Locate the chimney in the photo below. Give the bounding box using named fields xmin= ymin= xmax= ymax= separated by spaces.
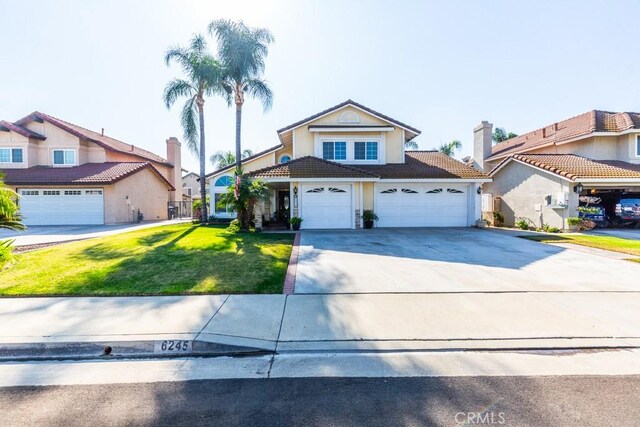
xmin=166 ymin=137 xmax=182 ymax=202
xmin=473 ymin=121 xmax=493 ymax=172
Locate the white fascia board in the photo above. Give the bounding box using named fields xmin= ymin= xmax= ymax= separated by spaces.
xmin=260 ymin=177 xmax=378 ymax=183
xmin=308 ymin=126 xmax=395 ymax=132
xmin=379 ymin=178 xmax=492 ymax=183
xmin=575 ymin=178 xmax=640 ymax=184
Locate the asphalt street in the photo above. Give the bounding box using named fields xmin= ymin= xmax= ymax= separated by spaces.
xmin=1 ymin=375 xmax=639 ymax=426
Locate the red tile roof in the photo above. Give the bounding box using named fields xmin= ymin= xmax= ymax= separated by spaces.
xmin=1 ymin=162 xmax=174 ymax=189
xmin=276 ymin=99 xmax=421 ymax=136
xmin=357 ymin=151 xmax=489 ymax=179
xmin=488 ymin=110 xmax=640 ymax=161
xmin=250 ymin=156 xmax=379 ymax=179
xmin=250 ymin=152 xmax=489 ymax=180
xmin=14 ymin=112 xmax=171 ymax=165
xmin=0 ymin=120 xmax=46 ymax=140
xmin=490 ymin=154 xmax=640 ymax=181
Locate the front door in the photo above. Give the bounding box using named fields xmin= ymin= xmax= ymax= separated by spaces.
xmin=277 ymin=190 xmax=290 ymax=222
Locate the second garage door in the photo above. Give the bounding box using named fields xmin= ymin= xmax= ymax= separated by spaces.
xmin=376 ymin=183 xmax=469 ymax=227
xmin=18 ymin=188 xmax=105 ymax=225
xmin=300 ymin=183 xmax=352 ymax=229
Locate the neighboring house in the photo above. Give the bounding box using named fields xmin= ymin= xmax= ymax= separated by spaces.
xmin=206 ymin=99 xmax=490 ymax=229
xmin=473 ymin=111 xmax=640 ymax=229
xmin=0 ymin=112 xmax=181 ymax=225
xmin=182 ymin=171 xmax=208 ymax=200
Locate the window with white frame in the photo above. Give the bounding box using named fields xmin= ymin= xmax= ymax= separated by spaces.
xmin=0 ymin=148 xmax=23 ymax=164
xmin=213 ymin=175 xmax=235 ymax=216
xmin=636 ymin=135 xmax=640 ymax=156
xmin=354 ymin=141 xmax=378 ymax=160
xmin=322 ymin=141 xmax=347 ymax=160
xmin=52 ymin=149 xmax=76 ymax=165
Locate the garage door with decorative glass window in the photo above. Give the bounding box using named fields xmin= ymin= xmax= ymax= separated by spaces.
xmin=376 ymin=184 xmax=469 ymax=227
xmin=300 ymin=183 xmax=352 ymax=229
xmin=18 ymin=188 xmax=104 ymax=225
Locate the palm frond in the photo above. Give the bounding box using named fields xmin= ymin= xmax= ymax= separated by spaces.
xmin=162 ymin=79 xmax=195 ymax=109
xmin=180 ymin=97 xmax=199 ymax=156
xmin=245 ymin=78 xmax=273 ymax=111
xmin=404 ymin=139 xmax=419 ymax=150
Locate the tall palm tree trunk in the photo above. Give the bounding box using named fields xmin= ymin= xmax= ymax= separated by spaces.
xmin=234 ymin=102 xmax=243 ymax=173
xmin=197 ymin=100 xmax=208 ymax=224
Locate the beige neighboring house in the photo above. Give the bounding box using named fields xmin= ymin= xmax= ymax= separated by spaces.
xmin=205 ymin=99 xmax=490 ymax=229
xmin=473 ymin=111 xmax=640 ymax=229
xmin=0 ymin=112 xmax=182 ymax=225
xmin=182 ymin=171 xmax=209 ymax=200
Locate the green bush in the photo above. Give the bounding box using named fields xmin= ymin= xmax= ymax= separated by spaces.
xmin=515 ymin=219 xmax=529 ymax=230
xmin=227 ymin=219 xmax=240 ymax=233
xmin=493 ymin=211 xmax=504 ymax=226
xmin=567 ymin=217 xmax=581 ymax=226
xmin=0 ymin=239 xmax=15 ymax=270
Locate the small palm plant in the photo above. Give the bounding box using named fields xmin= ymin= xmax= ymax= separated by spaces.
xmin=218 ymin=173 xmax=271 ymax=230
xmin=163 ymin=34 xmax=226 ymax=224
xmin=0 ymin=174 xmax=25 ymax=269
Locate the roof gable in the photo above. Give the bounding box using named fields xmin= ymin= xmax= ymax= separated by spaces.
xmin=276 ymin=99 xmax=421 ymax=137
xmin=0 ymin=120 xmax=46 ymax=140
xmin=488 ymin=110 xmax=640 ymax=161
xmin=14 ymin=112 xmax=171 ymax=166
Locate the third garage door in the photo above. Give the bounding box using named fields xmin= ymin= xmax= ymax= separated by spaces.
xmin=376 ymin=183 xmax=468 ymax=227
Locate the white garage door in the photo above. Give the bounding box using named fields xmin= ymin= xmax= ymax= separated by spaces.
xmin=300 ymin=183 xmax=352 ymax=229
xmin=18 ymin=188 xmax=105 ymax=225
xmin=376 ymin=184 xmax=469 ymax=227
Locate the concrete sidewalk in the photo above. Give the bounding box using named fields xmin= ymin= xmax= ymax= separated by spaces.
xmin=1 ymin=292 xmax=639 ymax=360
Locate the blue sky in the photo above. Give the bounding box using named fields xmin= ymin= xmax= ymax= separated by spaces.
xmin=1 ymin=0 xmax=639 ymax=173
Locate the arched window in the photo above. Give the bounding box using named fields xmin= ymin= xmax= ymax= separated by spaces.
xmin=279 ymin=154 xmax=291 ymax=164
xmin=215 ymin=176 xmax=233 ymax=187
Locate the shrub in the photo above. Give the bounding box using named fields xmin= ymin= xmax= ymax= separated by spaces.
xmin=289 ymin=217 xmax=303 ymax=226
xmin=0 ymin=239 xmax=14 ymax=270
xmin=515 ymin=219 xmax=529 ymax=230
xmin=361 ymin=210 xmax=379 ymax=221
xmin=493 ymin=211 xmax=504 ymax=226
xmin=567 ymin=217 xmax=581 ymax=227
xmin=227 ymin=219 xmax=240 ymax=233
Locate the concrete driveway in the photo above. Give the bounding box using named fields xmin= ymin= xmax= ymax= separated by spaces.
xmin=294 ymin=228 xmax=640 ymax=293
xmin=0 ymin=219 xmax=192 ymax=246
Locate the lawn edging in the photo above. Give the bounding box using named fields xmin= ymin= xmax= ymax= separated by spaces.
xmin=283 ymin=232 xmax=301 ymax=295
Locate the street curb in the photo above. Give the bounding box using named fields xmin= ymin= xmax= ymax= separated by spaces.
xmin=283 ymin=232 xmax=300 ymax=295
xmin=0 ymin=339 xmax=273 ymax=362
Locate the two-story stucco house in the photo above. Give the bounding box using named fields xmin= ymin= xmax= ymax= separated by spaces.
xmin=205 ymin=100 xmax=490 ymax=229
xmin=0 ymin=112 xmax=182 ymax=225
xmin=473 ymin=111 xmax=640 ymax=229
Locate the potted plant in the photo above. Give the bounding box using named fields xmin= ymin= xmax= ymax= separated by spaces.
xmin=361 ymin=210 xmax=379 ymax=229
xmin=290 ymin=216 xmax=303 ymax=231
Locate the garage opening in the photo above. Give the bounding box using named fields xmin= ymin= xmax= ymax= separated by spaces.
xmin=18 ymin=188 xmax=104 ymax=225
xmin=300 ymin=183 xmax=352 ymax=229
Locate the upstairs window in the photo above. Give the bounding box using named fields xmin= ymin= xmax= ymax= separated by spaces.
xmin=636 ymin=135 xmax=640 ymax=156
xmin=322 ymin=141 xmax=346 ymax=160
xmin=0 ymin=148 xmax=23 ymax=163
xmin=354 ymin=141 xmax=378 ymax=160
xmin=52 ymin=149 xmax=76 ymax=165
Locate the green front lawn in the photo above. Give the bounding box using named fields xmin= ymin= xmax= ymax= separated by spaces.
xmin=521 ymin=234 xmax=640 ymax=262
xmin=0 ymin=224 xmax=294 ymax=296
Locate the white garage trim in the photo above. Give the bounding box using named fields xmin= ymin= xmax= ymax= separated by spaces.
xmin=374 ymin=183 xmax=471 ymax=227
xmin=18 ymin=188 xmax=105 ymax=225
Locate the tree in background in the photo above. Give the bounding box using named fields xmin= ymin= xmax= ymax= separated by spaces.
xmin=163 ymin=34 xmax=226 ymax=224
xmin=438 ymin=140 xmax=462 ymax=157
xmin=404 ymin=139 xmax=419 ymax=150
xmin=0 ymin=173 xmax=25 ymax=269
xmin=492 ymin=127 xmax=518 ymax=144
xmin=208 ymin=20 xmax=274 ymax=175
xmin=210 ymin=149 xmax=254 ymax=169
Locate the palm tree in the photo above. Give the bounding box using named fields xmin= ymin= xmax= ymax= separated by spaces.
xmin=404 ymin=139 xmax=419 ymax=150
xmin=208 ymin=19 xmax=274 ymax=174
xmin=163 ymin=34 xmax=226 ymax=224
xmin=210 ymin=149 xmax=255 ymax=169
xmin=438 ymin=140 xmax=462 ymax=157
